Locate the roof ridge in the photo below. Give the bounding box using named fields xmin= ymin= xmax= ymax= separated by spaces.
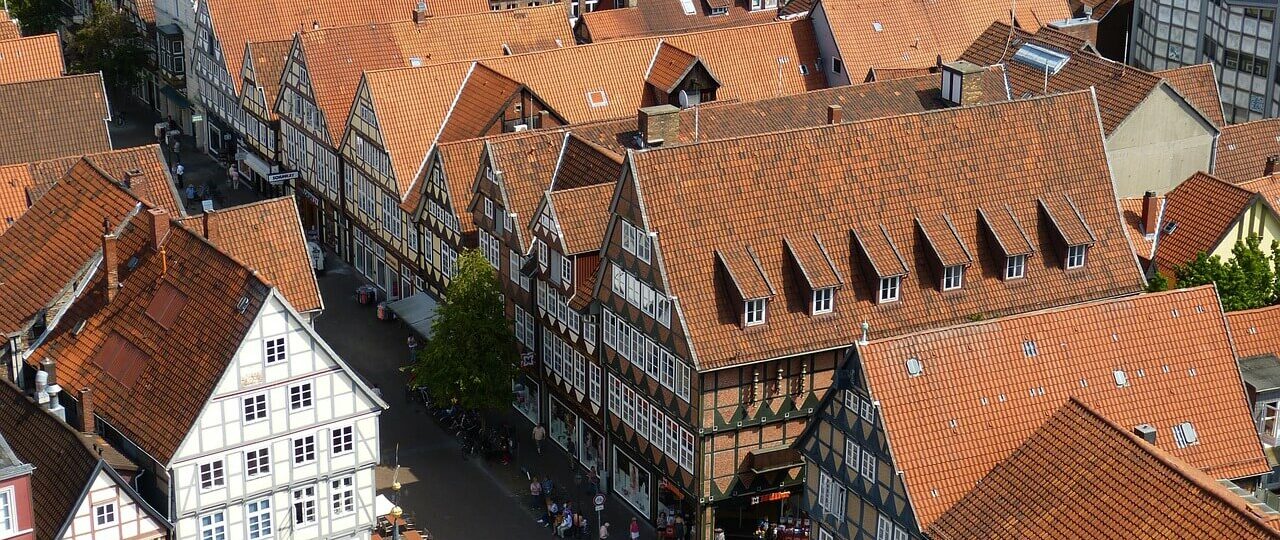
xmin=1226 ymin=302 xmax=1280 ymax=318
xmin=549 ymin=180 xmax=615 ymax=197
xmin=0 ymin=71 xmax=101 ymax=89
xmin=565 ymin=132 xmax=625 ymax=165
xmin=491 ymin=18 xmax=803 ymax=62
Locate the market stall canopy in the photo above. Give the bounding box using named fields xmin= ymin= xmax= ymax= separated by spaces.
xmin=386 ymin=293 xmax=439 ymax=337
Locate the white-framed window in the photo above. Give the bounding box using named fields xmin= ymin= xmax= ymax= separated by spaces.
xmin=247 ymin=498 xmax=273 ymax=539
xmin=292 ymin=485 xmax=317 ymax=526
xmin=332 ymin=425 xmax=355 ymax=455
xmin=679 ymin=428 xmax=694 ymax=472
xmin=812 ymin=287 xmax=834 ymax=314
xmin=199 ymin=459 xmax=225 ymax=490
xmin=845 ymin=390 xmax=858 ymax=411
xmin=289 ymin=382 xmax=313 ymax=410
xmin=94 ymin=502 xmax=117 ymax=526
xmin=942 ymin=265 xmax=964 ymax=290
xmin=264 ymin=336 xmax=287 ymax=364
xmin=1173 ymin=421 xmax=1200 ymax=448
xmin=845 ymin=439 xmax=860 ymax=473
xmin=1259 ymin=401 xmax=1280 ymax=443
xmin=293 ymin=435 xmax=317 ymax=464
xmin=878 ymin=276 xmax=901 ymax=303
xmin=243 ymin=393 xmax=267 ymax=422
xmin=0 ymin=487 xmax=13 ymax=535
xmin=589 ymin=362 xmax=602 ymax=406
xmin=861 ymin=450 xmax=877 ymax=482
xmin=744 ymin=298 xmax=767 ymax=326
xmin=484 ymin=198 xmax=494 ymax=219
xmin=245 ymin=447 xmax=271 ymax=478
xmin=817 ymin=470 xmax=846 ymax=519
xmin=861 ymin=401 xmax=874 ymax=422
xmin=332 ymin=476 xmax=356 ymax=515
xmin=876 ymin=515 xmax=894 ymax=540
xmin=1066 ymin=244 xmax=1087 ymax=269
xmin=200 ymin=511 xmax=227 ymax=540
xmin=1005 ymin=254 xmax=1027 ymax=280
xmin=817 ymin=529 xmax=834 ymax=540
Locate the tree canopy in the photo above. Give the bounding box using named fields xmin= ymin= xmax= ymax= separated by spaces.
xmin=1157 ymin=234 xmax=1280 ymax=311
xmin=9 ymin=0 xmax=62 ymax=36
xmin=406 ymin=249 xmax=517 ymax=411
xmin=66 ymin=1 xmax=146 ymax=91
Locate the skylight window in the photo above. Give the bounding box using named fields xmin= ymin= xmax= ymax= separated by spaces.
xmin=905 ymin=357 xmax=923 ymax=377
xmin=586 ymin=90 xmax=608 ymax=108
xmin=1173 ymin=421 xmax=1199 ymax=448
xmin=1022 ymin=340 xmax=1038 ymax=357
xmin=871 ymin=21 xmax=883 ymax=32
xmin=1012 ymin=43 xmax=1070 ymax=75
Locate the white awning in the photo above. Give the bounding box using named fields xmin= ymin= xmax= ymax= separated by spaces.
xmin=238 ymin=150 xmax=272 ymax=178
xmin=386 ymin=293 xmax=439 ymax=337
xmin=375 ymin=494 xmax=394 ymax=517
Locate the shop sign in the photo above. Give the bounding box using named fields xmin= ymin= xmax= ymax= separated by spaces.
xmin=750 ymin=492 xmax=789 ymax=505
xmin=268 ymin=171 xmax=299 ymax=185
xmin=191 ymin=114 xmax=204 ymax=122
xmin=299 ymin=187 xmax=321 ymax=206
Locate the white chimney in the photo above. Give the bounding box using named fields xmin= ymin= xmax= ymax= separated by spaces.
xmin=859 ymin=321 xmax=870 ymax=345
xmin=44 ymin=383 xmax=65 ymax=421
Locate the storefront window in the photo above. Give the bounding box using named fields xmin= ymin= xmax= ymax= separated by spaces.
xmin=613 ymin=448 xmax=652 ymax=518
xmin=579 ymin=420 xmax=604 ymax=474
xmin=549 ymin=396 xmax=578 ymax=453
xmin=513 ymin=376 xmax=540 ymax=422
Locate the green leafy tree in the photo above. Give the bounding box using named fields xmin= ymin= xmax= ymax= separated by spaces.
xmin=406 ymin=249 xmax=517 ymax=410
xmin=1145 ymin=271 xmax=1168 ymax=293
xmin=9 ymin=0 xmax=63 ymax=36
xmin=1173 ymin=234 xmax=1277 ymax=311
xmin=66 ymin=2 xmax=146 ymax=91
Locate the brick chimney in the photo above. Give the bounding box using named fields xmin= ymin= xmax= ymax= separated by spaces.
xmin=638 ymin=105 xmax=681 ymax=146
xmin=201 ymin=209 xmax=215 ymax=240
xmin=412 ymin=0 xmax=429 ymax=23
xmin=827 ymin=105 xmax=843 ymax=125
xmin=1266 ymin=155 xmax=1278 ymax=177
xmin=102 ymin=232 xmax=119 ymax=303
xmin=78 ymin=387 xmax=94 ymax=434
xmin=940 ymin=61 xmax=984 ymax=107
xmin=145 ymin=208 xmax=169 ymax=251
xmin=1142 ymin=191 xmax=1160 ymax=238
xmin=1048 ymin=18 xmax=1099 ymax=46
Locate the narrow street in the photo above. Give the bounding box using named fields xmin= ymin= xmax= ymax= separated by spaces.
xmin=313 ymin=258 xmax=659 ymax=539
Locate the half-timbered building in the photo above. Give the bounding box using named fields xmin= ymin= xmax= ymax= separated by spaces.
xmin=235 ymin=40 xmax=291 ymax=196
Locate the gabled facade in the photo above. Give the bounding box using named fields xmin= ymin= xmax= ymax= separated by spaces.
xmin=1149 ymin=172 xmax=1280 ymax=277
xmin=235 ymin=40 xmax=291 ymax=197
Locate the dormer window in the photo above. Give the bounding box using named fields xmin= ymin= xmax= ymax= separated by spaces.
xmin=1005 ymin=255 xmax=1027 ymax=280
xmin=942 ymin=265 xmax=964 ymax=291
xmin=745 ymin=299 xmax=767 ymax=326
xmin=878 ymin=277 xmax=900 ymax=303
xmin=812 ymin=287 xmax=834 ymax=314
xmin=1066 ymin=244 xmax=1087 ymax=269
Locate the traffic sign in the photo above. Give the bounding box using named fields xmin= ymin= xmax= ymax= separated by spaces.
xmin=594 ymin=494 xmax=605 ymax=512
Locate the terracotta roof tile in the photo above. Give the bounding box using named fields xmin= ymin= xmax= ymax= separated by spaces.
xmin=1118 ymin=196 xmax=1159 ymax=262
xmin=864 ymin=65 xmax=937 ymax=81
xmin=818 ymin=0 xmax=1071 ymax=81
xmin=852 ymin=224 xmax=910 ymax=278
xmin=1157 ymin=63 xmax=1225 ymax=127
xmin=434 ymin=138 xmax=487 ymax=236
xmin=553 ymin=133 xmax=624 ymax=190
xmin=961 ymin=22 xmax=1167 ymax=134
xmin=0 ymin=19 xmax=18 ymax=41
xmin=628 ymin=91 xmax=1144 ymax=369
xmin=298 ymin=5 xmax=572 ymax=144
xmin=646 ymin=42 xmax=702 ymax=94
xmin=716 ymin=246 xmax=775 ymax=300
xmin=783 ymin=234 xmax=842 ymax=289
xmin=486 ymin=130 xmax=569 ymax=247
xmin=203 ymin=0 xmax=431 ymax=95
xmin=1216 ymin=118 xmax=1280 ymax=184
xmin=864 ymin=286 xmax=1271 ymax=529
xmin=0 ymin=74 xmax=111 ymax=165
xmin=418 ymin=0 xmax=490 ymax=17
xmin=977 ymin=204 xmax=1036 ymax=257
xmin=1227 ymin=304 xmax=1280 ymax=360
xmin=1151 ymin=172 xmax=1258 ymax=275
xmin=0 ymin=34 xmax=63 ymax=84
xmin=245 ymin=39 xmax=291 ymax=121
xmin=577 ymin=1 xmax=777 ymax=42
xmin=178 ymin=196 xmax=322 ymax=313
xmin=0 ymin=163 xmax=33 ymax=233
xmin=0 ymin=160 xmax=143 ymax=333
xmin=928 ymin=398 xmax=1280 ymax=540
xmin=916 ymin=213 xmax=973 ymax=267
xmin=1038 ymin=194 xmax=1096 ymax=246
xmin=32 ymin=212 xmax=271 ymax=463
xmin=133 ymin=0 xmax=155 ymax=24
xmin=777 ymin=0 xmax=815 ymax=17
xmin=548 ymin=182 xmax=613 ymax=255
xmin=1086 ymin=0 xmax=1131 ymax=20
xmin=436 ymin=64 xmax=524 ymax=143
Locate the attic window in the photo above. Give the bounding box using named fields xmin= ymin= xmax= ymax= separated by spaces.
xmin=1022 ymin=340 xmax=1038 ymax=357
xmin=1012 ymin=43 xmax=1070 ymax=75
xmin=1005 ymin=255 xmax=1027 ymax=280
xmin=942 ymin=265 xmax=964 ymax=291
xmin=586 ymin=90 xmax=609 ymax=108
xmin=905 ymin=357 xmax=923 ymax=377
xmin=871 ymin=21 xmax=883 ymax=32
xmin=812 ymin=287 xmax=834 ymax=314
xmin=1066 ymin=244 xmax=1088 ymax=269
xmin=878 ymin=276 xmax=900 ymax=303
xmin=745 ymin=298 xmax=767 ymax=326
xmin=1173 ymin=421 xmax=1199 ymax=448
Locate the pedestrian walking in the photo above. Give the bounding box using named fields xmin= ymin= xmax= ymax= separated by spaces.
xmin=175 ymin=163 xmax=185 ymax=188
xmin=530 ymin=476 xmax=543 ymax=508
xmin=185 ymin=184 xmax=196 ymax=202
xmin=171 ymin=138 xmax=181 ymax=160
xmin=600 ymin=522 xmax=610 ymax=540
xmin=713 ymin=527 xmax=726 ymax=540
xmin=630 ymin=517 xmax=640 ymax=540
xmin=532 ymin=423 xmax=547 ymax=454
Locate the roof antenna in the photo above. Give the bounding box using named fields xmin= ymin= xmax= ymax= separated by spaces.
xmin=693 ymin=103 xmax=700 ymax=142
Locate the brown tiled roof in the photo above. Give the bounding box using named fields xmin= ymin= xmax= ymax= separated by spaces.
xmin=32 ymin=211 xmax=271 ymax=463
xmin=961 ymin=22 xmax=1170 ymax=134
xmin=0 ymin=379 xmax=162 ymax=540
xmin=863 ymin=286 xmax=1270 ymax=529
xmin=435 ymin=63 xmax=524 ymax=142
xmin=246 ymin=39 xmax=291 ymax=121
xmin=1087 ymin=0 xmax=1131 ymax=20
xmin=434 ymin=138 xmax=488 ymax=236
xmin=419 ymin=0 xmax=489 ymax=17
xmin=485 ymin=130 xmax=568 ymax=247
xmin=628 ymin=91 xmax=1144 ymax=370
xmin=928 ymin=398 xmax=1280 ymax=540
xmin=1227 ymin=304 xmax=1280 ymax=360
xmin=0 ymin=74 xmax=111 ymax=165
xmin=1118 ymin=196 xmax=1159 ymax=262
xmin=783 ymin=234 xmax=842 ymax=288
xmin=0 ymin=12 xmax=18 ymax=41
xmin=178 ymin=197 xmax=322 ymax=313
xmin=0 ymin=160 xmax=142 ymax=334
xmin=0 ymin=163 xmax=33 ymax=233
xmin=864 ymin=65 xmax=936 ymax=81
xmin=576 ymin=1 xmax=777 ymax=42
xmin=297 ymin=5 xmax=571 ymax=144
xmin=1151 ymin=172 xmax=1258 ymax=275
xmin=133 ymin=0 xmax=156 ymax=24
xmin=0 ymin=34 xmax=64 ymax=84
xmin=202 ymin=0 xmax=426 ymax=95
xmin=548 ymin=182 xmax=613 ymax=255
xmin=1157 ymin=63 xmax=1225 ymax=127
xmin=646 ymin=42 xmax=702 ymax=94
xmin=1216 ymin=119 xmax=1280 ymax=184
xmin=552 ymin=132 xmax=624 ymax=190
xmin=818 ymin=0 xmax=1071 ymax=81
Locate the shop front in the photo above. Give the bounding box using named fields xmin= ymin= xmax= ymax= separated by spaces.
xmin=513 ymin=374 xmax=541 ymax=423
xmin=710 ymin=447 xmax=809 ymax=540
xmin=548 ymin=395 xmax=579 ymax=453
xmin=613 ymin=447 xmax=653 ymax=519
xmin=578 ymin=420 xmax=605 ymax=475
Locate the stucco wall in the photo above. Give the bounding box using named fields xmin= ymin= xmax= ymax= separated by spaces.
xmin=1211 ymin=200 xmax=1280 ymax=260
xmin=1105 ymin=85 xmax=1216 ymax=197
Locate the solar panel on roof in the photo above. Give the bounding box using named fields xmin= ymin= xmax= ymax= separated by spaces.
xmin=1012 ymin=43 xmax=1070 ymax=75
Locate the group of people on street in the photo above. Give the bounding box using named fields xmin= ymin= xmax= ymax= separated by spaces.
xmin=532 ymin=475 xmax=596 ymax=538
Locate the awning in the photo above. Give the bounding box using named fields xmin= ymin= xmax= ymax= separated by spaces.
xmin=238 ymin=150 xmax=272 ymax=178
xmin=159 ymin=85 xmax=192 ymax=109
xmin=744 ymin=446 xmax=802 ymax=475
xmin=375 ymin=494 xmax=394 ymax=517
xmin=386 ymin=293 xmax=439 ymax=338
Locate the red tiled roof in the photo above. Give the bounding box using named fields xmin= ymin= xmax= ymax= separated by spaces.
xmin=245 ymin=40 xmax=291 ymax=121
xmin=0 ymin=34 xmax=63 ymax=84
xmin=32 ymin=211 xmax=271 ymax=463
xmin=1228 ymin=304 xmax=1280 ymax=360
xmin=0 ymin=159 xmax=143 ymax=333
xmin=646 ymin=42 xmax=703 ymax=94
xmin=1157 ymin=63 xmax=1225 ymax=127
xmin=961 ymin=22 xmax=1170 ymax=134
xmin=1118 ymin=196 xmax=1160 ymax=263
xmin=0 ymin=74 xmax=111 ymax=165
xmin=433 ymin=139 xmax=488 ymax=236
xmin=178 ymin=197 xmax=322 ymax=313
xmin=1216 ymin=118 xmax=1280 ymax=184
xmin=548 ymin=182 xmax=614 ymax=255
xmin=628 ymin=91 xmax=1144 ymax=370
xmin=0 ymin=19 xmax=18 ymax=41
xmin=928 ymin=397 xmax=1280 ymax=540
xmin=419 ymin=0 xmax=490 ymax=17
xmin=485 ymin=130 xmax=569 ymax=248
xmin=576 ymin=0 xmax=777 ymax=42
xmin=1151 ymin=172 xmax=1258 ymax=275
xmin=864 ymin=286 xmax=1271 ymax=529
xmin=817 ymin=0 xmax=1072 ymax=81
